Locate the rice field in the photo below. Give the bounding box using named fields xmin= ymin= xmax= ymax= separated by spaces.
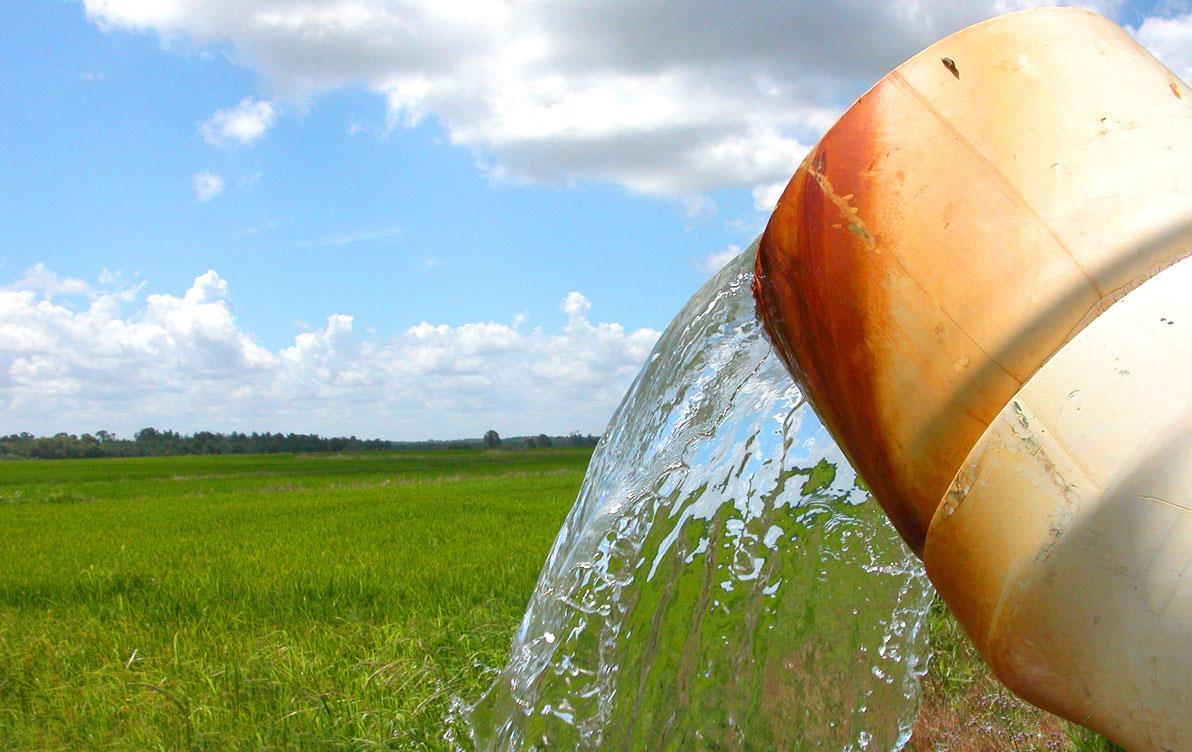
xmin=0 ymin=450 xmax=583 ymax=750
xmin=0 ymin=449 xmax=1120 ymax=750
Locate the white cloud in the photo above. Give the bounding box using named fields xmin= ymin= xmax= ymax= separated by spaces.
xmin=296 ymin=226 xmax=403 ymax=249
xmin=12 ymin=263 xmax=95 ymax=300
xmin=238 ymin=171 xmax=263 ymax=190
xmin=682 ymin=195 xmax=718 ymax=219
xmin=0 ymin=266 xmax=660 ymax=438
xmin=697 ymin=245 xmax=743 ymax=276
xmin=200 ymin=97 xmax=278 ymax=146
xmin=82 ymin=0 xmax=1126 ymax=206
xmin=560 ymin=291 xmax=591 ymax=317
xmin=1134 ymin=12 xmax=1192 ymax=82
xmin=751 ymin=180 xmax=788 ymax=213
xmin=192 ymin=171 xmax=225 ymax=202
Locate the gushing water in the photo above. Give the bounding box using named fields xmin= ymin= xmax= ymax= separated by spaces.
xmin=455 ymin=243 xmax=933 ymax=750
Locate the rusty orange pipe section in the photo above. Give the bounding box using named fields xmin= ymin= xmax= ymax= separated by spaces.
xmin=756 ymin=8 xmax=1192 ymax=552
xmin=755 ymin=7 xmax=1192 ymax=749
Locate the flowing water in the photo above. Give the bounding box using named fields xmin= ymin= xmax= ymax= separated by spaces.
xmin=455 ymin=243 xmax=934 ymax=751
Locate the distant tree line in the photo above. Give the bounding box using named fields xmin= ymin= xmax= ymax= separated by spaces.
xmin=0 ymin=428 xmax=600 ymax=460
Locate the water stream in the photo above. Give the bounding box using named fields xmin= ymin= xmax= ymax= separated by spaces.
xmin=456 ymin=243 xmax=934 ymax=750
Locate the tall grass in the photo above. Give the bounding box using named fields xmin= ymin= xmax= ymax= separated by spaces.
xmin=0 ymin=450 xmax=1124 ymax=750
xmin=0 ymin=451 xmax=583 ymax=750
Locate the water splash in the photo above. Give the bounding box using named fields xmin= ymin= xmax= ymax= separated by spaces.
xmin=456 ymin=243 xmax=933 ymax=750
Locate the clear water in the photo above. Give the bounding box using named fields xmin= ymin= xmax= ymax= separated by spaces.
xmin=455 ymin=243 xmax=934 ymax=751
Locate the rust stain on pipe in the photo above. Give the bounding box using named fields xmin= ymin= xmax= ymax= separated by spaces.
xmin=754 ymin=90 xmax=916 ymax=543
xmin=754 ymin=7 xmax=1192 ymax=749
xmin=755 ymin=8 xmax=1192 ymax=553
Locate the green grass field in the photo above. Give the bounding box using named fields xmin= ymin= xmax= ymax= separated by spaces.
xmin=0 ymin=450 xmax=583 ymax=750
xmin=0 ymin=450 xmax=1120 ymax=750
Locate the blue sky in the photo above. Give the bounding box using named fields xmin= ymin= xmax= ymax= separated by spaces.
xmin=2 ymin=0 xmax=1189 ymax=439
xmin=1 ymin=1 xmax=754 ymax=347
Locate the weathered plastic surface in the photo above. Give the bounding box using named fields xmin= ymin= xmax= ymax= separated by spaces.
xmin=927 ymin=256 xmax=1192 ymax=750
xmin=753 ymin=7 xmax=1192 ymax=749
xmin=755 ymin=7 xmax=1192 ymax=553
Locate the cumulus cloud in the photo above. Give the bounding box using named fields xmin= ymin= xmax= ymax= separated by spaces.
xmin=192 ymin=171 xmax=225 ymax=202
xmin=200 ymin=97 xmax=278 ymax=146
xmin=1134 ymin=12 xmax=1192 ymax=81
xmin=81 ymin=0 xmax=1126 ymax=204
xmin=697 ymin=245 xmax=744 ymax=276
xmin=12 ymin=263 xmax=96 ymax=300
xmin=751 ymin=180 xmax=788 ymax=213
xmin=560 ymin=291 xmax=591 ymax=317
xmin=0 ymin=266 xmax=660 ymax=438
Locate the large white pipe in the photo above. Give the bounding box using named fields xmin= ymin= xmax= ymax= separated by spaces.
xmin=753 ymin=8 xmax=1192 ymax=749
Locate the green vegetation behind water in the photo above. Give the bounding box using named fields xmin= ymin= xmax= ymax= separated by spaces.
xmin=0 ymin=450 xmax=1122 ymax=750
